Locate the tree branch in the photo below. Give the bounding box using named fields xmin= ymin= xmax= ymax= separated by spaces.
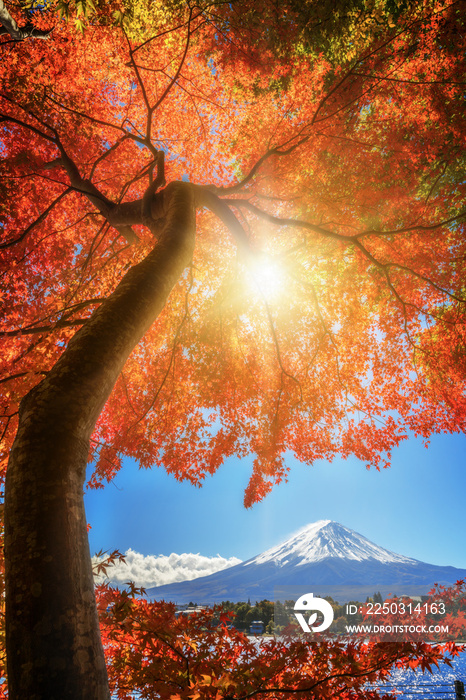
xmin=227 ymin=198 xmax=354 ymax=242
xmin=206 ymin=137 xmax=310 ymax=195
xmin=0 ymin=188 xmax=71 ymax=249
xmin=49 ymin=131 xmax=139 ymax=244
xmin=141 ymin=151 xmax=166 ymax=230
xmin=0 ymin=104 xmax=138 ymax=244
xmin=0 ymin=319 xmax=87 ymax=337
xmin=151 ymin=7 xmax=193 ymax=113
xmin=0 ymin=0 xmax=52 ymax=40
xmin=0 ymin=372 xmax=45 ymax=386
xmin=193 ymin=186 xmax=251 ymax=251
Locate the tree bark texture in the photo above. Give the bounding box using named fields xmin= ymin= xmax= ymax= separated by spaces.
xmin=0 ymin=0 xmax=52 ymax=40
xmin=5 ymin=182 xmax=196 ymax=699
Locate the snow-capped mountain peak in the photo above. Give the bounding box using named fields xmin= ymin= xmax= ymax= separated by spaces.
xmin=146 ymin=520 xmax=466 ymax=604
xmin=246 ymin=520 xmax=417 ymax=567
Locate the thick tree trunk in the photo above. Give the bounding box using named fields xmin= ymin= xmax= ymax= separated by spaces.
xmin=4 ymin=182 xmax=196 ymax=699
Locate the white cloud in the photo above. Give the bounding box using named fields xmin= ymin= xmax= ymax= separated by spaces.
xmin=93 ymin=549 xmax=242 ymax=589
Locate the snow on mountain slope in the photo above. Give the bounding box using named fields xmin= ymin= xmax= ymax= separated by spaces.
xmin=247 ymin=520 xmax=417 ymax=567
xmin=145 ymin=520 xmax=466 ymax=604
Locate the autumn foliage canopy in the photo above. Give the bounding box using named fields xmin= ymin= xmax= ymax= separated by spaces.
xmin=0 ymin=0 xmax=465 ymax=696
xmin=1 ymin=0 xmax=464 ymax=500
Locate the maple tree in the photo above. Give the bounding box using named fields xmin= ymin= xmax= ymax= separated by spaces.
xmin=0 ymin=0 xmax=465 ymax=697
xmin=96 ymin=580 xmax=466 ymax=700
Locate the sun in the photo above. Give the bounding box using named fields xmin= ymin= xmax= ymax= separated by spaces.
xmin=245 ymin=254 xmax=286 ymax=302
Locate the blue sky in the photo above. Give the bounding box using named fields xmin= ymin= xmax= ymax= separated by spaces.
xmin=85 ymin=429 xmax=466 ymax=570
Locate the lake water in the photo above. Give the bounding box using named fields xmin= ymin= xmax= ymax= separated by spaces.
xmin=369 ymin=648 xmax=466 ymax=698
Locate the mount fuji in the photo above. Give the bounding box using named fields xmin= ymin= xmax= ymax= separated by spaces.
xmin=146 ymin=520 xmax=466 ymax=604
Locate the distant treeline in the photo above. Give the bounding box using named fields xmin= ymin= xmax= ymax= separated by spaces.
xmin=191 ymin=592 xmax=386 ymax=634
